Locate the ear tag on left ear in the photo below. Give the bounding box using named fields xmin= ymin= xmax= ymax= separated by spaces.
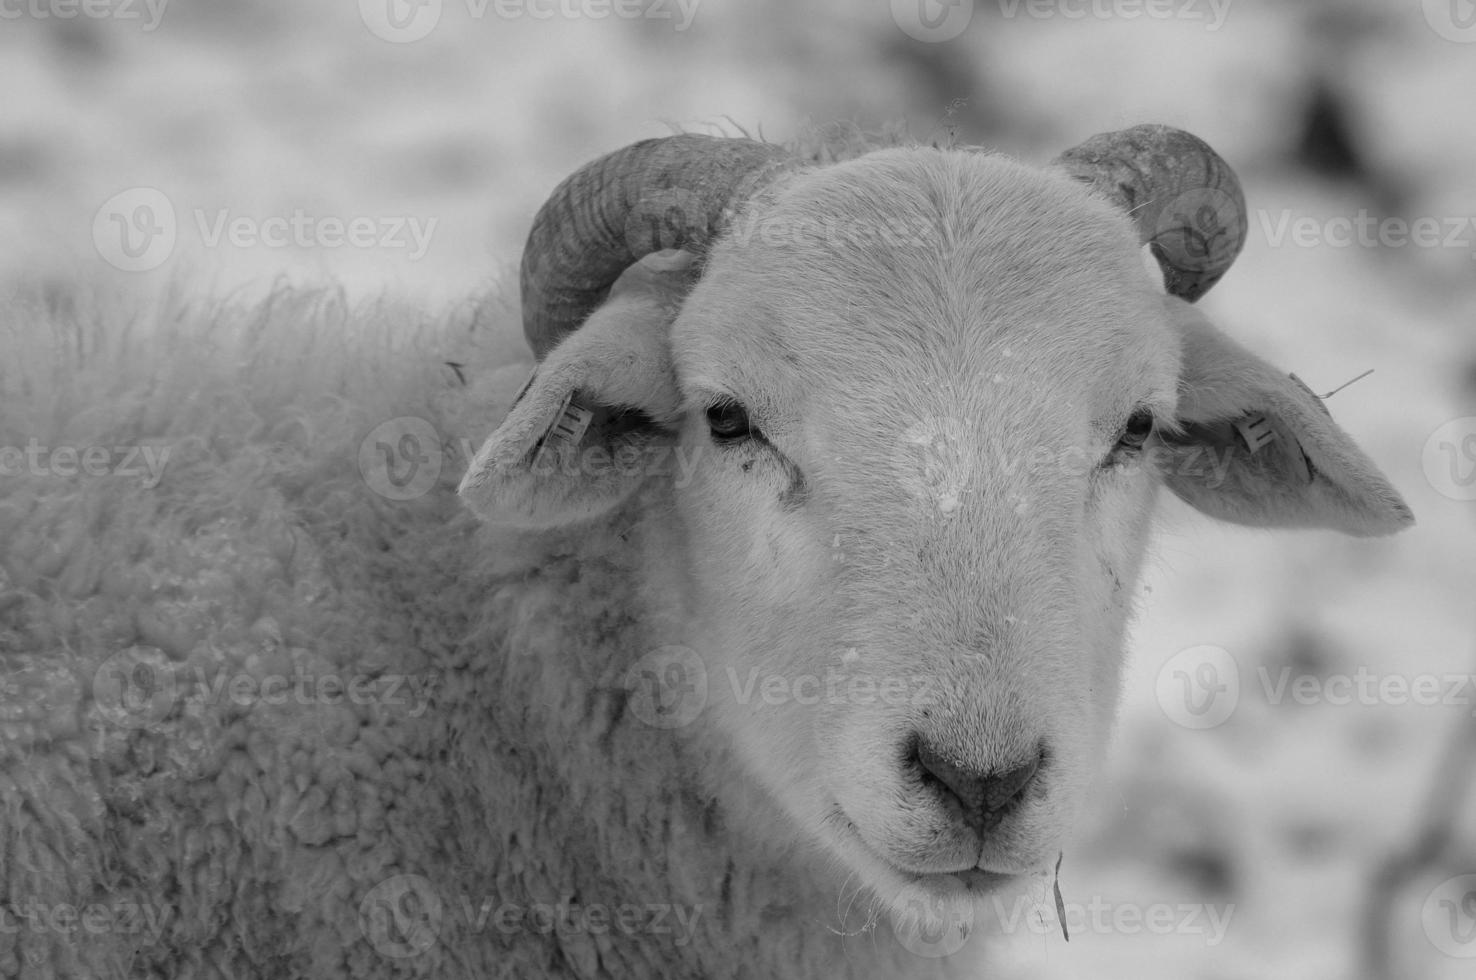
xmin=533 ymin=391 xmax=594 ymax=469
xmin=1233 ymin=414 xmax=1276 ymax=453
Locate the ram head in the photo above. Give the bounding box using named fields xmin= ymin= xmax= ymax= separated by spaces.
xmin=460 ymin=126 xmax=1412 ymax=912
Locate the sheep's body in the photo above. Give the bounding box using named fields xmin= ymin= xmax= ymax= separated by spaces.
xmin=0 ymin=288 xmax=969 ymax=979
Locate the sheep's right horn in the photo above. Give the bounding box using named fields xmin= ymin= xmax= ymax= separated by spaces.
xmin=520 ymin=134 xmax=791 ymax=360
xmin=1054 ymin=125 xmax=1247 ymax=302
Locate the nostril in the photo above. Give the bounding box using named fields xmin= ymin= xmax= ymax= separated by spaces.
xmin=912 ymin=737 xmax=1044 ymax=828
xmin=980 ymin=754 xmax=1039 ymax=811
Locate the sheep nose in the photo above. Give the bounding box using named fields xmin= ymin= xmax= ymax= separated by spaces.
xmin=913 ymin=738 xmax=1042 ymax=832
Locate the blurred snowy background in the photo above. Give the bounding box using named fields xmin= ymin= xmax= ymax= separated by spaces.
xmin=2 ymin=0 xmax=1474 ymax=976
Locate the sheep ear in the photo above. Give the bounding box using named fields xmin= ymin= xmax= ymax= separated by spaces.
xmin=1155 ymin=299 xmax=1414 ymax=537
xmin=457 ymin=258 xmax=690 ymax=529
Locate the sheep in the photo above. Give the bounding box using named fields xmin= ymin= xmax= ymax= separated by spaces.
xmin=0 ymin=125 xmax=1412 ymax=980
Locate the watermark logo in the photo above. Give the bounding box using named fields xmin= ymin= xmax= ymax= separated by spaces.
xmin=0 ymin=898 xmax=173 ymax=941
xmin=1156 ymin=645 xmax=1239 ymax=729
xmin=360 ymin=0 xmax=700 ymax=41
xmin=891 ymin=876 xmax=974 ymax=957
xmin=995 ymin=0 xmax=1232 ymax=30
xmin=363 ymin=415 xmax=711 ymax=501
xmin=360 ymin=417 xmax=444 ymax=501
xmin=1424 ymin=0 xmax=1476 ymax=42
xmin=1423 ymin=417 xmax=1476 ymax=502
xmin=193 ymin=209 xmax=436 ymax=259
xmin=624 ymin=187 xmax=706 ymax=256
xmin=1259 ymin=666 xmax=1476 ymax=714
xmin=93 ymin=658 xmax=439 ymax=730
xmin=1153 ymin=187 xmax=1245 ymax=275
xmin=92 ymin=648 xmax=178 ymax=729
xmin=356 ymin=877 xmax=705 ymax=956
xmin=1160 ymin=656 xmax=1476 ymax=724
xmin=724 ymin=666 xmax=939 ymax=709
xmin=93 ymin=187 xmax=176 ymax=273
xmin=989 ymin=894 xmax=1234 ymax=944
xmin=0 ymin=439 xmax=171 ymax=488
xmin=93 ymin=188 xmax=437 ymax=272
xmin=0 ymin=0 xmax=171 ymax=31
xmin=625 ymin=645 xmax=708 ymax=728
xmin=360 ymin=874 xmax=443 ymax=959
xmin=891 ymin=0 xmax=973 ymax=42
xmin=359 ymin=0 xmax=443 ymax=41
xmin=1258 ymin=209 xmax=1476 ymax=259
xmin=889 ymin=416 xmax=1240 ymax=517
xmin=1423 ymin=874 xmax=1476 ymax=957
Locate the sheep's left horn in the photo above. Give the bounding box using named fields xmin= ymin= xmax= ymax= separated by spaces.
xmin=1053 ymin=125 xmax=1247 ymax=302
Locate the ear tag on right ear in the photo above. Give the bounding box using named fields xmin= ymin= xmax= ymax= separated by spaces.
xmin=1233 ymin=414 xmax=1275 ymax=453
xmin=533 ymin=391 xmax=593 ymax=469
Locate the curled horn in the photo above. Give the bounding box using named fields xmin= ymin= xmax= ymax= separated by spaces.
xmin=1054 ymin=125 xmax=1247 ymax=302
xmin=520 ymin=134 xmax=791 ymax=359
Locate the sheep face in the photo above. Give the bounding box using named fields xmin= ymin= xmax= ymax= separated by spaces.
xmin=460 ymin=146 xmax=1410 ymax=915
xmin=668 ymin=151 xmax=1175 ymax=901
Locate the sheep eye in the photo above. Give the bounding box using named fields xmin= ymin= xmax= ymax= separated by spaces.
xmin=706 ymin=400 xmax=755 ymax=443
xmin=1115 ymin=409 xmax=1155 ymax=453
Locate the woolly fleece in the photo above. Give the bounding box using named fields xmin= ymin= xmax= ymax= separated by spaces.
xmin=0 ymin=279 xmax=982 ymax=979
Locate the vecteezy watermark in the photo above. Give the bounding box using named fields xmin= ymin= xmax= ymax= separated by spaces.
xmin=617 ymin=187 xmax=941 ymax=258
xmin=0 ymin=439 xmax=171 ymax=488
xmin=724 ymin=208 xmax=937 ymax=253
xmin=887 ymin=414 xmax=1240 ymax=517
xmin=891 ymin=0 xmax=974 ymax=43
xmin=0 ymin=0 xmax=169 ymax=31
xmin=93 ymin=187 xmax=176 ymax=273
xmin=1156 ymin=645 xmax=1240 ymax=730
xmin=995 ymin=0 xmax=1232 ymax=30
xmin=193 ymin=210 xmax=436 ymax=261
xmin=1424 ymin=874 xmax=1476 ymax=958
xmin=358 ymin=0 xmax=700 ymax=43
xmin=92 ymin=648 xmax=439 ymax=729
xmin=0 ymin=898 xmax=173 ymax=941
xmin=1158 ymin=646 xmax=1476 ymax=729
xmin=1423 ymin=417 xmax=1476 ymax=502
xmin=358 ymin=415 xmax=712 ymax=502
xmin=1258 ymin=665 xmax=1476 ymax=714
xmin=622 ymin=646 xmax=945 ymax=729
xmin=1257 ymin=209 xmax=1476 ymax=259
xmin=360 ymin=417 xmax=446 ymax=502
xmin=92 ymin=648 xmax=178 ymax=729
xmin=522 ymin=437 xmax=706 ymax=490
xmin=1153 ymin=187 xmax=1247 ymax=275
xmin=358 ymin=875 xmax=704 ymax=959
xmin=724 ymin=666 xmax=939 ymax=709
xmin=1423 ymin=0 xmax=1476 ymax=43
xmin=891 ymin=876 xmax=974 ymax=957
xmin=624 ymin=645 xmax=708 ymax=728
xmin=988 ymin=894 xmax=1235 ymax=945
xmin=359 ymin=875 xmax=442 ymax=959
xmin=92 ymin=188 xmax=437 ymax=273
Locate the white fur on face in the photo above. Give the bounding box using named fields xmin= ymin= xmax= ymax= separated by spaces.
xmin=668 ymin=150 xmax=1182 ymax=909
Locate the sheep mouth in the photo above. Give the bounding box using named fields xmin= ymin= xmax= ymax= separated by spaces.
xmin=828 ymin=807 xmax=1019 ymax=896
xmin=951 ymin=868 xmax=1014 ymax=893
